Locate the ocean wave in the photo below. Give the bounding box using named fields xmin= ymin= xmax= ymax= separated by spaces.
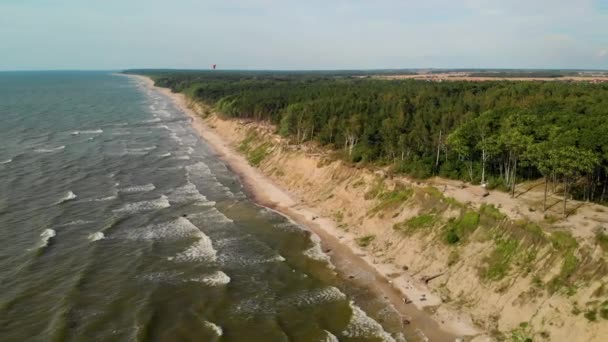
xmin=281 ymin=287 xmax=346 ymax=308
xmin=93 ymin=195 xmax=117 ymax=202
xmin=190 ymin=271 xmax=230 ymax=286
xmin=303 ymin=234 xmax=333 ymax=266
xmin=341 ymin=301 xmax=395 ymax=341
xmin=112 ymin=195 xmax=170 ymax=214
xmin=167 ymin=182 xmax=208 ymax=204
xmin=56 ymin=191 xmax=77 ymax=204
xmin=218 ymin=253 xmax=285 ymax=268
xmin=88 ymin=232 xmax=105 ymax=241
xmin=34 ymin=145 xmax=65 ymax=153
xmin=124 ymin=216 xmax=200 ymax=240
xmin=142 ymin=118 xmax=161 ymax=124
xmin=172 ymin=230 xmax=217 ymax=263
xmin=119 ymin=183 xmax=155 ymax=193
xmin=324 ymin=331 xmax=339 ymax=342
xmin=159 ymin=152 xmax=171 ymax=158
xmin=188 ymin=208 xmax=233 ymax=224
xmin=38 ymin=229 xmax=56 ymax=248
xmin=124 ymin=146 xmax=156 ymax=155
xmin=59 ymin=219 xmax=93 ymax=226
xmin=202 ymin=321 xmax=223 ymax=337
xmin=71 ymin=129 xmax=103 ymax=135
xmin=174 ymin=155 xmax=190 ymax=160
xmin=0 ymin=158 xmax=12 ymax=165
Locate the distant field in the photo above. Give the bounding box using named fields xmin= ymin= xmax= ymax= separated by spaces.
xmin=372 ymin=71 xmax=608 ymax=82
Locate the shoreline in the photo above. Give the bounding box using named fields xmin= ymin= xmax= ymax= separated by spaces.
xmin=128 ymin=74 xmax=481 ymax=341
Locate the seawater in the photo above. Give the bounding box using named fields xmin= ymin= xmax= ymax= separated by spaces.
xmin=0 ymin=72 xmax=414 ymax=341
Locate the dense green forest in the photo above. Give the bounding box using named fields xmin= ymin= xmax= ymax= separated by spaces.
xmin=127 ymin=70 xmax=608 ymax=212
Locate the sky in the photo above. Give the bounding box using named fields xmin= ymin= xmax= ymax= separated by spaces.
xmin=1 ymin=0 xmax=607 ymax=71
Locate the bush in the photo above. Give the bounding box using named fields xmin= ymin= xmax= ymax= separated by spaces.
xmin=356 ymin=235 xmax=375 ymax=247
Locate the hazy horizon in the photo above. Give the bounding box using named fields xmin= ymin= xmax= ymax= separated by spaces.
xmin=1 ymin=0 xmax=608 ymax=71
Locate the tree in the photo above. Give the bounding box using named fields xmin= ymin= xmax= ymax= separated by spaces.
xmin=551 ymin=147 xmax=599 ymax=217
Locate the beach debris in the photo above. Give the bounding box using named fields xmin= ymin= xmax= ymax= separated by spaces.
xmin=402 ymin=265 xmax=409 ymax=271
xmin=421 ymin=272 xmax=445 ymax=285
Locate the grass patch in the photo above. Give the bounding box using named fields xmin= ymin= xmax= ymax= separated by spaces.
xmin=238 ymin=131 xmax=258 ymax=153
xmin=394 ymin=214 xmax=439 ymax=235
xmin=447 ymin=250 xmax=460 ymax=266
xmin=247 ymin=143 xmax=271 ymax=166
xmin=479 ymin=203 xmax=506 ymax=221
xmin=364 ymin=178 xmax=385 ymax=200
xmin=596 ymin=230 xmax=608 ymax=253
xmin=422 ymin=186 xmax=443 ymax=198
xmin=369 ymin=184 xmax=413 ymax=214
xmin=549 ymin=231 xmax=578 ymax=251
xmin=356 ymin=235 xmax=375 ymax=248
xmin=584 ymin=309 xmax=598 ymax=322
xmin=444 ymin=211 xmax=480 ymax=244
xmin=547 ymin=251 xmax=579 ymax=294
xmin=483 ymin=238 xmax=519 ymax=281
xmin=352 ymin=179 xmax=366 ymax=188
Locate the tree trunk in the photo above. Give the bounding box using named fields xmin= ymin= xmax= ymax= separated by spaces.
xmin=481 ymin=148 xmax=486 ymax=185
xmin=543 ymin=176 xmax=548 ymax=212
xmin=563 ymin=178 xmax=569 ymax=218
xmin=511 ymin=158 xmax=517 ymax=198
xmin=435 ymin=130 xmax=442 ymax=172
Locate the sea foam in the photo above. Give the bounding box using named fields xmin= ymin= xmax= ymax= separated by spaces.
xmin=35 ymin=145 xmax=65 ymax=153
xmin=113 ymin=195 xmax=170 ymax=214
xmin=125 ymin=217 xmax=200 ymax=241
xmin=119 ymin=183 xmax=155 ymax=193
xmin=341 ymin=301 xmax=395 ymax=341
xmin=174 ymin=230 xmax=218 ymax=263
xmin=71 ymin=129 xmax=103 ymax=135
xmin=88 ymin=232 xmax=105 ymax=241
xmin=57 ymin=191 xmax=77 ymax=204
xmin=190 ymin=271 xmax=230 ymax=286
xmin=39 ymin=229 xmax=56 ymax=248
xmin=0 ymin=159 xmax=12 ymax=165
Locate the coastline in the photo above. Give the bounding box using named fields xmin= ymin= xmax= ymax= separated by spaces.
xmin=127 ymin=74 xmax=482 ymax=340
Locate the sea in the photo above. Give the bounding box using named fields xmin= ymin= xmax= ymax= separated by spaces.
xmin=0 ymin=72 xmax=419 ymax=342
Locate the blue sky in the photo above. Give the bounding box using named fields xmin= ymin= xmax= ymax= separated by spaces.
xmin=1 ymin=0 xmax=607 ymax=70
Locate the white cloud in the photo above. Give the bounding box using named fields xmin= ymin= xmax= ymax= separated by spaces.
xmin=599 ymin=49 xmax=608 ymax=58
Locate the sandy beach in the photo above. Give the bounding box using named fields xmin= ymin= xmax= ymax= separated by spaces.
xmin=127 ymin=74 xmax=485 ymax=341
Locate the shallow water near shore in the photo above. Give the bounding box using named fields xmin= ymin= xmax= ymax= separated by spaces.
xmin=0 ymin=72 xmax=432 ymax=341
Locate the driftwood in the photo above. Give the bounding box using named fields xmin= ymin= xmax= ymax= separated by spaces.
xmin=421 ymin=272 xmax=445 ymax=284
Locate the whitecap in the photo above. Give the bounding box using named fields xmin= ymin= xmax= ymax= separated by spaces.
xmin=174 ymin=230 xmax=217 ymax=262
xmin=341 ymin=302 xmax=395 ymax=341
xmin=113 ymin=195 xmax=170 ymax=214
xmin=174 ymin=155 xmax=190 ymax=160
xmin=324 ymin=330 xmax=339 ymax=342
xmin=94 ymin=195 xmax=117 ymax=202
xmin=303 ymin=234 xmax=333 ymax=266
xmin=281 ymin=287 xmax=346 ymax=308
xmin=57 ymin=191 xmax=77 ymax=204
xmin=88 ymin=232 xmax=105 ymax=241
xmin=35 ymin=145 xmax=65 ymax=153
xmin=190 ymin=271 xmax=230 ymax=287
xmin=202 ymin=321 xmax=223 ymax=337
xmin=159 ymin=152 xmax=172 ymax=158
xmin=142 ymin=118 xmax=161 ymax=124
xmin=167 ymin=182 xmax=208 ymax=204
xmin=59 ymin=219 xmax=93 ymax=226
xmin=71 ymin=129 xmax=103 ymax=135
xmin=119 ymin=183 xmax=155 ymax=193
xmin=38 ymin=229 xmax=56 ymax=248
xmin=0 ymin=159 xmax=12 ymax=165
xmin=125 ymin=217 xmax=200 ymax=240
